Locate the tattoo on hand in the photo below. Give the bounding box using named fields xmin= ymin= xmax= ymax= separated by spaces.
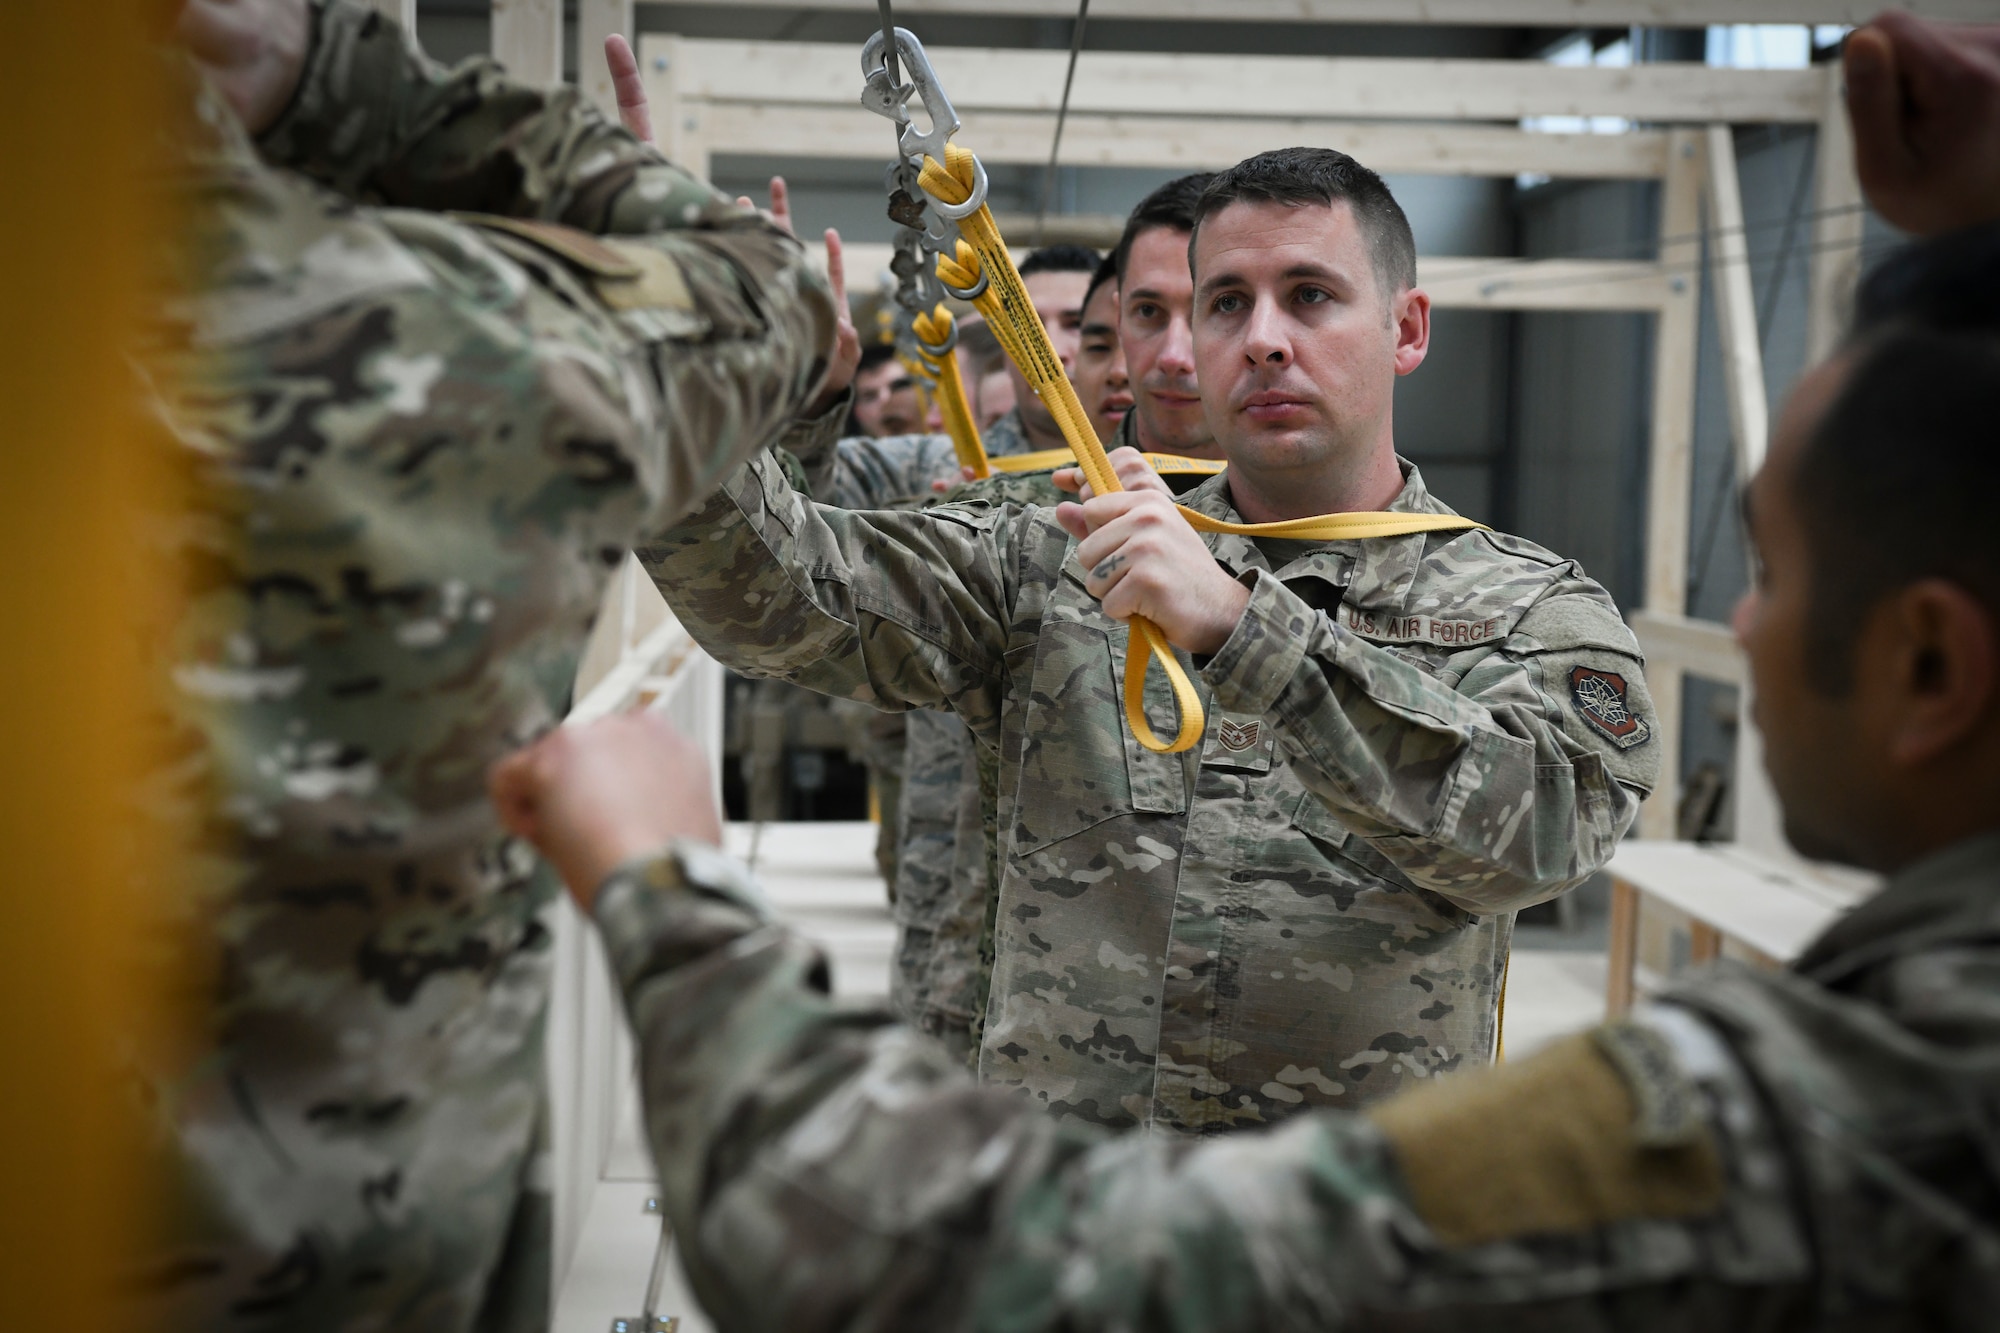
xmin=1091 ymin=554 xmax=1126 ymax=582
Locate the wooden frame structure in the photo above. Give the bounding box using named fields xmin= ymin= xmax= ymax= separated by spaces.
xmin=634 ymin=32 xmax=1864 ymax=837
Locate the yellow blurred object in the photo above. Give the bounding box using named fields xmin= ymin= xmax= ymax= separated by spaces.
xmin=0 ymin=2 xmax=181 ymax=1322
xmin=910 ymin=304 xmax=988 ymax=476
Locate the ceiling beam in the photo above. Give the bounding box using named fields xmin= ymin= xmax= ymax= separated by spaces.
xmin=652 ymin=36 xmax=1824 ymax=123
xmin=642 ymin=0 xmax=1990 ymax=25
xmin=697 ymin=101 xmax=1673 ymax=178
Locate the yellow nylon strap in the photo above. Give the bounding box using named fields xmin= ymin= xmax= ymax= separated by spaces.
xmin=911 ymin=305 xmax=990 ymax=477
xmin=920 ymin=144 xmax=1484 ymax=752
xmin=986 ymin=449 xmax=1226 ymax=476
xmin=924 ymin=147 xmax=1206 ymax=754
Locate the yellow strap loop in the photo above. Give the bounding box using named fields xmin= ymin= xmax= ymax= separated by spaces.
xmin=910 ymin=305 xmax=990 ymax=477
xmin=919 ymin=143 xmax=1485 ymax=753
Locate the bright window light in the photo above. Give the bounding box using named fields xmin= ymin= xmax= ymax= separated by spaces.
xmin=1706 ymin=24 xmax=1813 ymax=69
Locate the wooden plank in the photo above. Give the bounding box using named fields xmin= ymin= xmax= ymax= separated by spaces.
xmin=577 ymin=0 xmax=636 ymax=123
xmin=830 ymin=241 xmax=1676 ymax=311
xmin=1607 ymin=840 xmax=1851 ymax=965
xmin=1418 ymin=257 xmax=1675 ymax=311
xmin=361 ymin=0 xmax=417 ymax=28
xmin=492 ymin=0 xmax=563 ymax=87
xmin=1688 ymin=919 xmax=1723 ymax=964
xmin=1638 ymin=128 xmax=1704 ymax=840
xmin=1705 ymin=124 xmax=1770 ymax=483
xmin=1629 ymin=609 xmax=1745 ymax=685
xmin=645 ymin=0 xmax=1996 ymax=25
xmin=1807 ymin=64 xmax=1866 ymax=365
xmin=662 ymin=37 xmax=1824 ymax=124
xmin=1606 ymin=878 xmax=1640 ymax=1017
xmin=693 ymin=100 xmax=1672 ymax=180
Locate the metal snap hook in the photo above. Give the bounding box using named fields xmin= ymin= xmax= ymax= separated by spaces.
xmin=860 ymin=28 xmax=961 ymax=170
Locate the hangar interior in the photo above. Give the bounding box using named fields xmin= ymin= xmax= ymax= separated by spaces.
xmin=350 ymin=4 xmax=1946 ymax=1327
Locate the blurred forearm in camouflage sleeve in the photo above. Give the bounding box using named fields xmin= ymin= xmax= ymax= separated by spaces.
xmin=596 ymin=847 xmax=1799 ymax=1331
xmin=635 ymin=220 xmax=836 ymax=527
xmin=260 ymin=0 xmax=735 ymax=232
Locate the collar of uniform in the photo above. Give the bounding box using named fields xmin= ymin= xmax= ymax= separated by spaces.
xmin=1177 ymin=457 xmax=1453 ymax=605
xmin=982 ymin=409 xmax=1031 ymax=458
xmin=1791 ymin=828 xmax=2000 ymax=986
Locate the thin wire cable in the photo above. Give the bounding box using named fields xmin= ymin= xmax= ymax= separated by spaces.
xmin=876 ymin=0 xmax=901 ymax=87
xmin=1033 ymin=0 xmax=1090 ymax=246
xmin=1427 ymin=198 xmax=1871 ymax=296
xmin=1686 ymin=128 xmax=1818 ymax=614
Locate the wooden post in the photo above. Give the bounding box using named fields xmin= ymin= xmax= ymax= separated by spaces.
xmin=1807 ymin=63 xmax=1865 ymax=365
xmin=1638 ymin=128 xmax=1704 ymax=840
xmin=577 ymin=0 xmax=636 ymax=122
xmin=1704 ymin=124 xmax=1770 ymax=484
xmin=492 ymin=0 xmax=563 ymax=87
xmin=1688 ymin=919 xmax=1723 ymax=966
xmin=362 ymin=0 xmax=417 ymax=28
xmin=641 ymin=34 xmax=709 ymax=181
xmin=1606 ymin=878 xmax=1641 ymax=1016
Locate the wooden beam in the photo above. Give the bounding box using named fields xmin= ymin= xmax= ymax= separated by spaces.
xmin=1807 ymin=65 xmax=1865 ymax=365
xmin=1705 ymin=124 xmax=1770 ymax=482
xmin=361 ymin=0 xmax=417 ymax=28
xmin=1629 ymin=610 xmax=1744 ymax=686
xmin=828 ymin=242 xmax=1678 ymax=311
xmin=645 ymin=36 xmax=711 ymax=181
xmin=1606 ymin=878 xmax=1640 ymax=1017
xmin=492 ymin=0 xmax=563 ymax=87
xmin=1638 ymin=128 xmax=1704 ymax=840
xmin=693 ymin=100 xmax=1673 ymax=180
xmin=642 ymin=0 xmax=1996 ymax=25
xmin=660 ymin=37 xmax=1824 ymax=124
xmin=576 ymin=0 xmax=636 ymax=123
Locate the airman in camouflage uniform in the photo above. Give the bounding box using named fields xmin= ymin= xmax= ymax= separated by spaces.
xmin=643 ymin=442 xmax=1656 ymax=1131
xmin=136 ymin=1 xmax=832 ymax=1327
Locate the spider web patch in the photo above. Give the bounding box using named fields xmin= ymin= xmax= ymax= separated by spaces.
xmin=1568 ymin=666 xmax=1651 ymax=749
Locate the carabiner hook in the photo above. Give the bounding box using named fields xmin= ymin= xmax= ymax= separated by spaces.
xmin=860 ymin=28 xmax=980 ymax=214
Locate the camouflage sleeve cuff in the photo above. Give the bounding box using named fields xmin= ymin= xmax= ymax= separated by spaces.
xmin=591 ymin=839 xmax=775 ymax=997
xmin=1201 ymin=567 xmax=1315 ymax=718
xmin=776 ymin=388 xmax=854 ymax=501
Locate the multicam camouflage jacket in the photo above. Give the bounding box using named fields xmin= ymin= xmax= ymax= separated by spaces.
xmin=591 ymin=827 xmax=2000 ymax=1330
xmin=643 ymin=446 xmax=1658 ymax=1134
xmin=136 ymin=3 xmax=831 ymax=1329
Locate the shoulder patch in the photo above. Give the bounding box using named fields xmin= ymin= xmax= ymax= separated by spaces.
xmin=1368 ymin=1027 xmax=1723 ymax=1247
xmin=1569 ymin=665 xmax=1652 ymax=749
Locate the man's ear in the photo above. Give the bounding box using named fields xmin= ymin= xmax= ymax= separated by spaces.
xmin=1876 ymin=579 xmax=1999 ymax=767
xmin=1392 ymin=287 xmax=1431 ymax=377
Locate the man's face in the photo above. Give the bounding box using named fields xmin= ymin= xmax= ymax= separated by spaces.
xmin=1733 ymin=355 xmax=1878 ymax=865
xmin=852 ymin=358 xmax=922 ymax=438
xmin=1004 ymin=269 xmax=1092 ymax=436
xmin=1119 ymin=226 xmax=1213 ymax=456
xmin=1191 ymin=198 xmax=1426 ymax=480
xmin=1072 ymin=280 xmax=1132 ymax=444
xmin=975 ymin=366 xmax=1016 ymax=432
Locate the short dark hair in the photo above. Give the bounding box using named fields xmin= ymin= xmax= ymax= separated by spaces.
xmin=1188 ymin=147 xmax=1417 ymax=296
xmin=1081 ymin=252 xmax=1120 ymax=319
xmin=1112 ymin=173 xmax=1217 ymax=284
xmin=1017 ymin=244 xmax=1101 ymax=278
xmin=1795 ymin=222 xmax=2000 ymax=694
xmin=855 ymin=341 xmax=899 ymax=375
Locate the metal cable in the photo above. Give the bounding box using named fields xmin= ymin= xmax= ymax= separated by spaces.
xmin=1034 ymin=0 xmax=1091 ymax=246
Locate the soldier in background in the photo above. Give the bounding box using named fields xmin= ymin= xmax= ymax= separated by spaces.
xmin=1073 ymin=252 xmax=1134 ymax=443
xmin=640 ymin=148 xmax=1657 ymax=1132
xmin=140 ymin=1 xmax=836 ymax=1327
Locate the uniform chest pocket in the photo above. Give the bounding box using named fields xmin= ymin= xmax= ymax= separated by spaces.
xmin=1011 ymin=610 xmax=1189 ymax=855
